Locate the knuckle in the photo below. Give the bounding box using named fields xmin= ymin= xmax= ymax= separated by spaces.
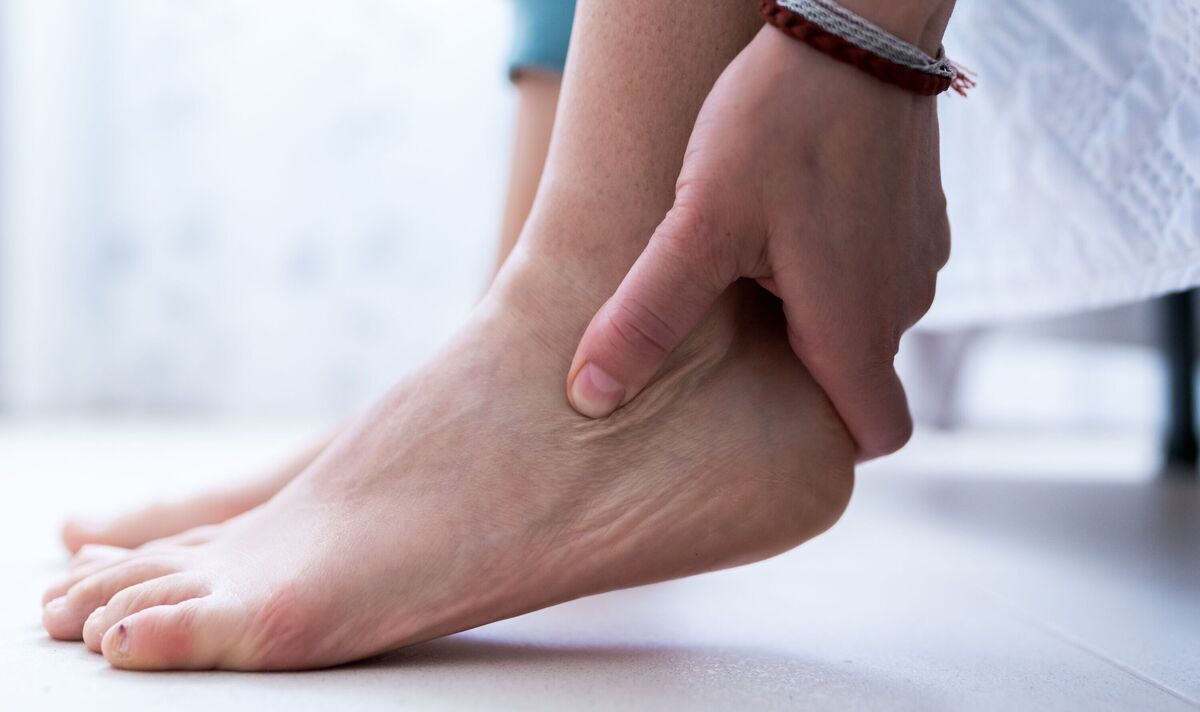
xmin=171 ymin=599 xmax=202 ymax=634
xmin=871 ymin=413 xmax=914 ymax=459
xmin=932 ymin=211 xmax=952 ymax=270
xmin=913 ymin=276 xmax=938 ymax=315
xmin=656 ymin=203 xmax=738 ymax=284
xmin=866 ymin=326 xmax=903 ymax=361
xmin=602 ymin=297 xmax=679 ymax=361
xmin=107 ymin=584 xmax=143 ymax=614
xmin=64 ymin=578 xmax=97 ymax=608
xmin=662 ymin=199 xmax=709 ymax=236
xmin=936 ymin=238 xmax=951 ymax=271
xmin=788 ymin=314 xmax=902 ymax=369
xmin=655 ymin=204 xmax=713 ymax=258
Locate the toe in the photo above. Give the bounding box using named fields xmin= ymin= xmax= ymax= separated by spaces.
xmin=102 ymin=599 xmax=234 ymax=671
xmin=61 ymin=519 xmax=102 ymax=555
xmin=61 ymin=492 xmax=253 ymax=556
xmin=61 ymin=503 xmax=180 ymax=554
xmin=43 ymin=554 xmax=135 ymax=606
xmin=65 ymin=527 xmax=214 ymax=576
xmin=69 ymin=543 xmax=131 ymax=569
xmin=43 ymin=558 xmax=179 ymax=641
xmin=43 ymin=545 xmax=164 ymax=605
xmin=83 ymin=574 xmax=208 ymax=652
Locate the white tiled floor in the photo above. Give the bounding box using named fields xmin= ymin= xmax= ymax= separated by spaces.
xmin=1 ymin=420 xmax=1197 ymax=710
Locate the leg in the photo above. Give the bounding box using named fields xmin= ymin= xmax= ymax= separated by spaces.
xmin=494 ymin=70 xmax=562 ymax=275
xmin=44 ymin=0 xmax=854 ymax=670
xmin=61 ymin=74 xmax=565 ymax=556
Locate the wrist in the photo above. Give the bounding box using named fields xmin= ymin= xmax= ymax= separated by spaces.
xmin=753 ymin=1 xmax=963 ymax=97
xmin=833 ymin=0 xmax=956 ymax=55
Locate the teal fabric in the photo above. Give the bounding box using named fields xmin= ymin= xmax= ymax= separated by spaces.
xmin=509 ymin=0 xmax=576 ymax=77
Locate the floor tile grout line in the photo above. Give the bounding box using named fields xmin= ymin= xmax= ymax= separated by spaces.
xmin=972 ymin=584 xmax=1200 ymax=708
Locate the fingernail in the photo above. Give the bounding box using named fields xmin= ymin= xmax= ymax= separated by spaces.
xmin=117 ymin=623 xmax=129 ymax=654
xmin=570 ymin=363 xmax=625 ymax=418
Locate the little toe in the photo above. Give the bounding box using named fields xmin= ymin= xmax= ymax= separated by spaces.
xmin=43 ymin=558 xmax=179 ymax=641
xmin=61 ymin=502 xmax=187 ymax=554
xmin=61 ymin=519 xmax=116 ymax=555
xmin=102 ymin=599 xmax=235 ymax=671
xmin=84 ymin=574 xmax=208 ymax=652
xmin=61 ymin=490 xmax=256 ymax=555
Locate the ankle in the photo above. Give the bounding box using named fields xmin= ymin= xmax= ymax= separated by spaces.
xmin=520 ymin=180 xmax=670 ymax=279
xmin=486 ymin=180 xmax=672 ymax=349
xmin=483 ymin=241 xmax=605 ymax=359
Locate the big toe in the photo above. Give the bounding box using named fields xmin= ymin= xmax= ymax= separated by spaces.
xmin=83 ymin=574 xmax=208 ymax=652
xmin=102 ymin=598 xmax=238 ymax=671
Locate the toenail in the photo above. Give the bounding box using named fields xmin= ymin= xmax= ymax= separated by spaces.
xmin=570 ymin=363 xmax=625 ymax=418
xmin=46 ymin=597 xmax=66 ymax=612
xmin=117 ymin=623 xmax=129 ymax=653
xmin=88 ymin=606 xmax=106 ymax=622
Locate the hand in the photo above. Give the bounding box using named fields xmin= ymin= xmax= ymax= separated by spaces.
xmin=565 ymin=26 xmax=951 ymax=461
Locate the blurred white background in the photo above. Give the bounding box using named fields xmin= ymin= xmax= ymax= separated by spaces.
xmin=1 ymin=0 xmax=513 ymax=417
xmin=0 ymin=0 xmax=1183 ymax=478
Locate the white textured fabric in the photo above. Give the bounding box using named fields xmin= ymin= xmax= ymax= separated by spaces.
xmin=776 ymin=0 xmax=956 ymax=79
xmin=926 ymin=0 xmax=1200 ymax=327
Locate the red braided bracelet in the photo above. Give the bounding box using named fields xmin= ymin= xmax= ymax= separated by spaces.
xmin=760 ymin=0 xmax=973 ymax=97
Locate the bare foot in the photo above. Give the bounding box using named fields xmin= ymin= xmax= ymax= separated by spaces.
xmin=60 ymin=436 xmax=333 ymax=556
xmin=41 ymin=0 xmax=852 ymax=671
xmin=40 ymin=255 xmax=853 ymax=670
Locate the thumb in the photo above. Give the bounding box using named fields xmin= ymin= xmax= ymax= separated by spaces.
xmin=567 ymin=205 xmax=736 ymax=418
